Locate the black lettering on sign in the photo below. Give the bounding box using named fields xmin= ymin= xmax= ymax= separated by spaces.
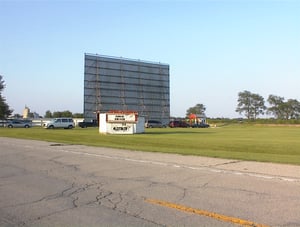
xmin=113 ymin=126 xmax=128 ymax=131
xmin=115 ymin=115 xmax=125 ymax=121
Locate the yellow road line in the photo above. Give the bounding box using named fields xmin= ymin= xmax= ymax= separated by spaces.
xmin=146 ymin=199 xmax=270 ymax=227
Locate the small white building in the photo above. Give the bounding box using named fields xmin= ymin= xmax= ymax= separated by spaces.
xmin=99 ymin=111 xmax=145 ymax=134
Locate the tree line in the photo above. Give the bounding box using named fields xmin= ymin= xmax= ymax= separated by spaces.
xmin=185 ymin=90 xmax=300 ymax=121
xmin=0 ymin=75 xmax=13 ymax=118
xmin=236 ymin=90 xmax=300 ymax=120
xmin=44 ymin=110 xmax=83 ymax=118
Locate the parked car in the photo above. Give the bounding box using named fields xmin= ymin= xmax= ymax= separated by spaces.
xmin=78 ymin=120 xmax=98 ymax=128
xmin=0 ymin=119 xmax=7 ymax=127
xmin=169 ymin=120 xmax=190 ymax=128
xmin=191 ymin=123 xmax=210 ymax=128
xmin=5 ymin=119 xmax=32 ymax=128
xmin=145 ymin=120 xmax=166 ymax=128
xmin=43 ymin=118 xmax=75 ymax=129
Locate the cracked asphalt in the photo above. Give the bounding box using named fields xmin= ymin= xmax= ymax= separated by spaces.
xmin=1 ymin=137 xmax=300 ymax=226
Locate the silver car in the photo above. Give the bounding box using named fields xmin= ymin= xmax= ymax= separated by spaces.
xmin=5 ymin=120 xmax=32 ymax=128
xmin=145 ymin=120 xmax=166 ymax=128
xmin=43 ymin=118 xmax=75 ymax=129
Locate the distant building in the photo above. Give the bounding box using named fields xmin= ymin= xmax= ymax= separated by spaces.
xmin=84 ymin=54 xmax=170 ymax=125
xmin=32 ymin=112 xmax=40 ymax=119
xmin=23 ymin=106 xmax=30 ymax=119
xmin=22 ymin=106 xmax=40 ymax=119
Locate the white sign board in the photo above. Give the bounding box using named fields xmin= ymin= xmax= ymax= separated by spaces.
xmin=99 ymin=112 xmax=144 ymax=134
xmin=107 ymin=113 xmax=137 ymax=123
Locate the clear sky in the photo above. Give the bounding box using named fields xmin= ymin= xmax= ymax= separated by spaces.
xmin=1 ymin=0 xmax=299 ymax=118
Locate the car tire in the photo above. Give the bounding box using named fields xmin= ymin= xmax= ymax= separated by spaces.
xmin=49 ymin=125 xmax=54 ymax=129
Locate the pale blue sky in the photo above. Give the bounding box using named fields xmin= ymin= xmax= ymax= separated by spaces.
xmin=1 ymin=0 xmax=299 ymax=118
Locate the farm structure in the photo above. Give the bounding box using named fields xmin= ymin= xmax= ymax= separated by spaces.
xmin=84 ymin=54 xmax=170 ymax=125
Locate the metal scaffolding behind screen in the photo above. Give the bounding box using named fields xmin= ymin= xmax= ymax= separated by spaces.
xmin=84 ymin=54 xmax=170 ymax=125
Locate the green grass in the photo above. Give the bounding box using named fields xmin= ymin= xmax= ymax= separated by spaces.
xmin=1 ymin=125 xmax=300 ymax=165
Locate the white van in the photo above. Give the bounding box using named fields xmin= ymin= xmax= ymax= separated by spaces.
xmin=43 ymin=118 xmax=75 ymax=129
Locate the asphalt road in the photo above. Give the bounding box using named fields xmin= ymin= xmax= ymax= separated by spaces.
xmin=1 ymin=137 xmax=300 ymax=226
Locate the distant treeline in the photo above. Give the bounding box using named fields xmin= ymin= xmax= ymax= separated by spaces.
xmin=208 ymin=118 xmax=300 ymax=125
xmin=44 ymin=110 xmax=83 ymax=118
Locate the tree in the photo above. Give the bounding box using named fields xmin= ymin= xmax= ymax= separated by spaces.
xmin=0 ymin=75 xmax=4 ymax=91
xmin=186 ymin=103 xmax=206 ymax=116
xmin=267 ymin=95 xmax=300 ymax=120
xmin=73 ymin=113 xmax=84 ymax=118
xmin=52 ymin=110 xmax=73 ymax=118
xmin=282 ymin=99 xmax=300 ymax=120
xmin=236 ymin=90 xmax=266 ymax=120
xmin=267 ymin=95 xmax=285 ymax=119
xmin=0 ymin=75 xmax=13 ymax=119
xmin=44 ymin=110 xmax=52 ymax=118
xmin=13 ymin=113 xmax=22 ymax=119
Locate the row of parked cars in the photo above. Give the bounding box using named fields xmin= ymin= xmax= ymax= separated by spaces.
xmin=2 ymin=118 xmax=98 ymax=129
xmin=2 ymin=118 xmax=209 ymax=129
xmin=2 ymin=118 xmax=76 ymax=129
xmin=145 ymin=120 xmax=210 ymax=128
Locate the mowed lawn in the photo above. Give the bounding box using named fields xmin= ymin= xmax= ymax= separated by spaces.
xmin=1 ymin=124 xmax=300 ymax=165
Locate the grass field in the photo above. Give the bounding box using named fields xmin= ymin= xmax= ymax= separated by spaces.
xmin=1 ymin=124 xmax=300 ymax=165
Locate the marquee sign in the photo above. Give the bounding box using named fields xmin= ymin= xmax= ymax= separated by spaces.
xmin=106 ymin=111 xmax=138 ymax=123
xmin=99 ymin=112 xmax=145 ymax=134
